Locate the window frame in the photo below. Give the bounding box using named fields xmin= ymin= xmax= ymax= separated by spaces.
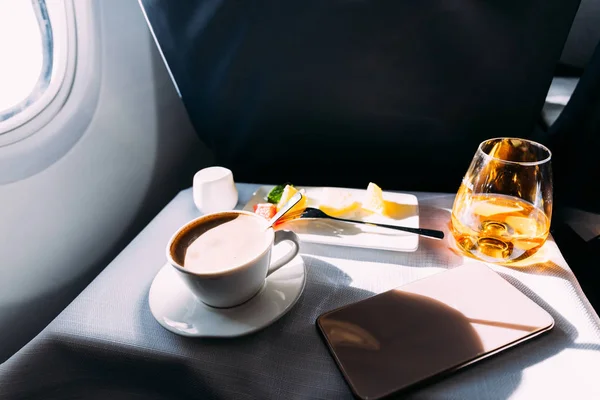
xmin=0 ymin=0 xmax=75 ymax=144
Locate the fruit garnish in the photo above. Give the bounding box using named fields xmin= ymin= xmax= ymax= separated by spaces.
xmin=382 ymin=200 xmax=411 ymax=219
xmin=318 ymin=188 xmax=362 ymax=217
xmin=277 ymin=185 xmax=307 ymax=215
xmin=266 ymin=183 xmax=293 ymax=204
xmin=362 ymin=182 xmax=386 ymax=215
xmin=253 ymin=203 xmax=277 ymax=220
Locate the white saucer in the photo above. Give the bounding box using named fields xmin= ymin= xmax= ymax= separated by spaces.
xmin=148 ymin=255 xmax=306 ymax=338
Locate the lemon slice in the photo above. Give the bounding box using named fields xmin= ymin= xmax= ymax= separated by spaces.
xmin=276 ymin=185 xmax=307 ymax=215
xmin=362 ymin=182 xmax=386 ymax=215
xmin=318 ymin=188 xmax=362 ymax=217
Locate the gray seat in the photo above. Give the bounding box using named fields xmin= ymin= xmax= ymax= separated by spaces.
xmin=542 ymin=0 xmax=600 ymax=126
xmin=542 ymin=77 xmax=579 ymax=126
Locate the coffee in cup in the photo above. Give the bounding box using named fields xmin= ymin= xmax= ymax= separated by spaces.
xmin=166 ymin=210 xmax=300 ymax=308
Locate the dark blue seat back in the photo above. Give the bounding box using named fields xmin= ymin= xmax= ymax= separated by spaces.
xmin=140 ymin=0 xmax=581 ymax=192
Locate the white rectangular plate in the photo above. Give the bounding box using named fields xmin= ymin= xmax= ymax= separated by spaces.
xmin=243 ymin=186 xmax=420 ymax=252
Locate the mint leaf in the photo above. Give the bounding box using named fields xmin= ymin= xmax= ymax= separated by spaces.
xmin=266 ymin=183 xmax=293 ymax=204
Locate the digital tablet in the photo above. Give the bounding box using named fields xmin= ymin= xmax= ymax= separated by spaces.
xmin=317 ymin=263 xmax=554 ymax=399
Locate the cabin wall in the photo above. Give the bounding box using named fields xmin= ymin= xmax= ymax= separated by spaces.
xmin=0 ymin=0 xmax=211 ymax=362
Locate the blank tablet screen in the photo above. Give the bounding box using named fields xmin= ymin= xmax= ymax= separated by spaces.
xmin=317 ymin=263 xmax=554 ymax=399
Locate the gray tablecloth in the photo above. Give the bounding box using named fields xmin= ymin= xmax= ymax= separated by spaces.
xmin=1 ymin=184 xmax=600 ymax=399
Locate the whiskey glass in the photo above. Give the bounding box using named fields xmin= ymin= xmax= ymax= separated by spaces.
xmin=450 ymin=138 xmax=553 ymax=264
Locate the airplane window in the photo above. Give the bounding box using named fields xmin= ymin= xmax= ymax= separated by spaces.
xmin=0 ymin=0 xmax=68 ymax=135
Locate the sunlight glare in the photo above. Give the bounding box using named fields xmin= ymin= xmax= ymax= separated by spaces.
xmin=0 ymin=0 xmax=44 ymax=112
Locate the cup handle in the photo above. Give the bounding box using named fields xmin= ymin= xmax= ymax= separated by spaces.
xmin=267 ymin=230 xmax=300 ymax=277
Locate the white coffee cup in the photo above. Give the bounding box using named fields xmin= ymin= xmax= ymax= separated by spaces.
xmin=166 ymin=210 xmax=301 ymax=308
xmin=193 ymin=166 xmax=239 ymax=214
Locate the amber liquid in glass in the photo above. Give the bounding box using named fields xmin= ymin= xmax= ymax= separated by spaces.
xmin=451 ymin=184 xmax=550 ymax=263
